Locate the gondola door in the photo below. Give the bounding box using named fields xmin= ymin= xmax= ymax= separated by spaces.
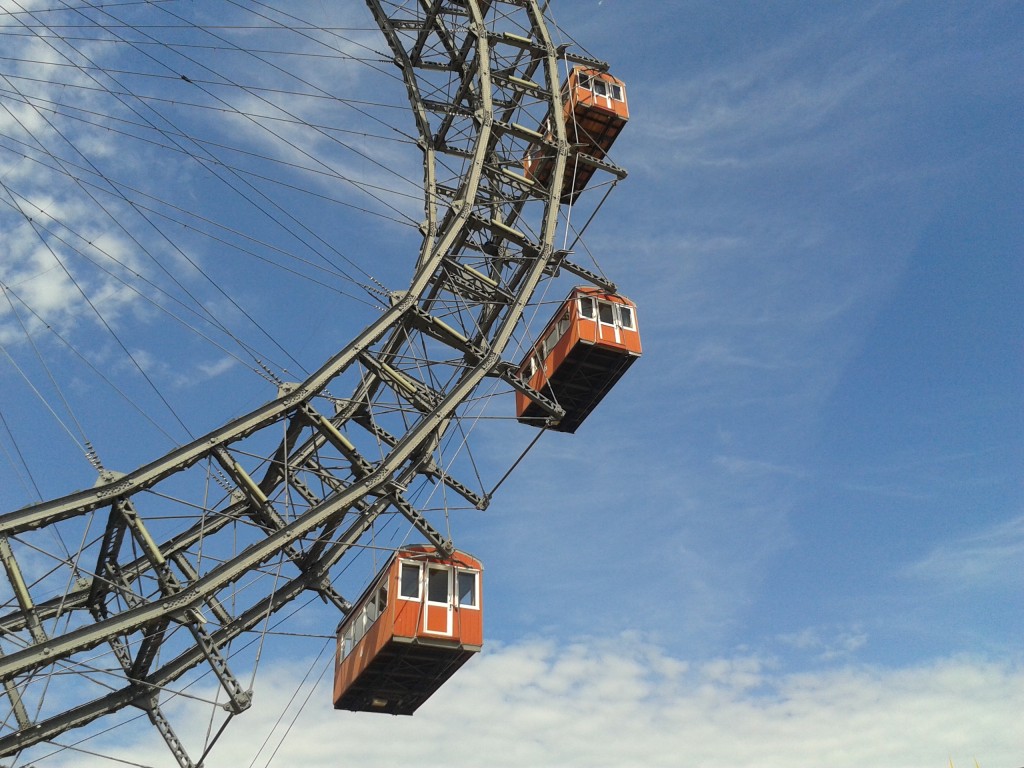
xmin=590 ymin=76 xmax=614 ymax=112
xmin=423 ymin=564 xmax=453 ymax=636
xmin=596 ymin=299 xmax=620 ymax=345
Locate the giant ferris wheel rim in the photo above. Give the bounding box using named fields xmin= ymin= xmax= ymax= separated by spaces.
xmin=0 ymin=2 xmax=613 ymax=763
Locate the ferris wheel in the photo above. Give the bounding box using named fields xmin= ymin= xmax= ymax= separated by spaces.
xmin=0 ymin=2 xmax=633 ymax=765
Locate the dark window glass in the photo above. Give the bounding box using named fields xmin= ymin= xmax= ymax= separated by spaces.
xmin=458 ymin=571 xmax=477 ymax=607
xmin=611 ymin=84 xmax=623 ymax=101
xmin=579 ymin=296 xmax=595 ymax=319
xmin=427 ymin=567 xmax=449 ymax=603
xmin=598 ymin=302 xmax=615 ymax=324
xmin=400 ymin=563 xmax=420 ymax=598
xmin=618 ymin=305 xmax=634 ymax=329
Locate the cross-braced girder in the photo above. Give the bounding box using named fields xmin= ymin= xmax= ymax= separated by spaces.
xmin=0 ymin=1 xmax=627 ymax=763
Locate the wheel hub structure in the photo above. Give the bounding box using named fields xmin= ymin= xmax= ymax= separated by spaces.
xmin=0 ymin=2 xmax=626 ymax=764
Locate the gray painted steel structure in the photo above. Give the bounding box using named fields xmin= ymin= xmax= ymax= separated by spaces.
xmin=0 ymin=2 xmax=624 ymax=764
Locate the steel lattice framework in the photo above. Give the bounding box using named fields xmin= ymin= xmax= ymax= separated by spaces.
xmin=0 ymin=2 xmax=625 ymax=764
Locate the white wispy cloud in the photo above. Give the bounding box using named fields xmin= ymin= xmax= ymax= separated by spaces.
xmin=778 ymin=625 xmax=869 ymax=662
xmin=904 ymin=514 xmax=1024 ymax=591
xmin=43 ymin=635 xmax=1023 ymax=768
xmin=713 ymin=455 xmax=808 ymax=479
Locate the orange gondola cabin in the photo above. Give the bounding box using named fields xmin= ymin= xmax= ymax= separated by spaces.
xmin=524 ymin=66 xmax=629 ymax=201
xmin=517 ymin=287 xmax=641 ymax=433
xmin=333 ymin=545 xmax=483 ymax=715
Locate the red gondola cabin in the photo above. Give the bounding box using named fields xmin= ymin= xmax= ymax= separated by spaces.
xmin=524 ymin=66 xmax=629 ymax=201
xmin=333 ymin=545 xmax=483 ymax=715
xmin=516 ymin=287 xmax=641 ymax=433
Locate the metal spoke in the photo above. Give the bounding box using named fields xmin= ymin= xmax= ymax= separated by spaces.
xmin=0 ymin=1 xmax=627 ymax=764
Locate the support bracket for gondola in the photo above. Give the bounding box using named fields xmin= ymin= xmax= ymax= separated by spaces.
xmin=556 ymin=45 xmax=610 ymax=72
xmin=547 ymin=251 xmax=617 ymax=293
xmin=495 ymin=361 xmax=566 ymax=423
xmin=386 ymin=489 xmax=453 ymax=558
xmin=572 ymin=150 xmax=628 ymax=180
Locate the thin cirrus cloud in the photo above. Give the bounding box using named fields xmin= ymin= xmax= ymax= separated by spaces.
xmin=904 ymin=514 xmax=1024 ymax=591
xmin=49 ymin=636 xmax=1024 ymax=768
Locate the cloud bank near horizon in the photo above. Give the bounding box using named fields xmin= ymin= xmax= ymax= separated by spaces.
xmin=49 ymin=634 xmax=1022 ymax=768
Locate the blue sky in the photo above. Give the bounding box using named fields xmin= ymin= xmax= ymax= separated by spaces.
xmin=475 ymin=0 xmax=1023 ymax=654
xmin=460 ymin=2 xmax=1023 ymax=763
xmin=1 ymin=1 xmax=1021 ymax=766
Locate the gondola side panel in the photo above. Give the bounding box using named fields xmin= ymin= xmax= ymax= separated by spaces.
xmin=515 ymin=299 xmax=584 ymax=421
xmin=524 ymin=67 xmax=629 ymax=200
xmin=333 ymin=560 xmax=399 ymax=707
xmin=516 ymin=289 xmax=642 ymax=432
xmin=333 ymin=548 xmax=484 ymax=714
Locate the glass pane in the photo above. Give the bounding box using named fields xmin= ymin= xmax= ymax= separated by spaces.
xmin=611 ymin=84 xmax=623 ymax=101
xmin=598 ymin=302 xmax=615 ymax=324
xmin=618 ymin=305 xmax=634 ymax=329
xmin=578 ymin=73 xmax=591 ymax=90
xmin=579 ymin=296 xmax=595 ymax=318
xmin=544 ymin=326 xmax=559 ymax=355
xmin=400 ymin=562 xmax=420 ymax=598
xmin=594 ymin=79 xmax=608 ymax=96
xmin=458 ymin=571 xmax=477 ymax=607
xmin=427 ymin=567 xmax=449 ymax=603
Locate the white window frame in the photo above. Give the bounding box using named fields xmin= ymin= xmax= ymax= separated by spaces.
xmin=617 ymin=304 xmax=636 ymax=330
xmin=597 ymin=300 xmax=616 ymax=327
xmin=578 ymin=295 xmax=596 ymax=319
xmin=423 ymin=564 xmax=454 ymax=636
xmin=398 ymin=561 xmax=422 ymax=601
xmin=342 ymin=624 xmax=355 ymax=659
xmin=425 ymin=565 xmax=451 ymax=606
xmin=540 ymin=331 xmax=553 ymax=358
xmin=456 ymin=569 xmax=480 ymax=610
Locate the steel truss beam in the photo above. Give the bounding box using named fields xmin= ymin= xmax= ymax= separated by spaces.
xmin=0 ymin=1 xmax=626 ymax=763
